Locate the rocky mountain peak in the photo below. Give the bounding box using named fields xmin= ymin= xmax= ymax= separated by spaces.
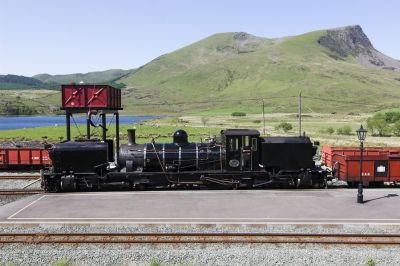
xmin=319 ymin=25 xmax=400 ymax=71
xmin=318 ymin=25 xmax=373 ymax=57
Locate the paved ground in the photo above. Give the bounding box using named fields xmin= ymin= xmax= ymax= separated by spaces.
xmin=0 ymin=189 xmax=399 ymax=224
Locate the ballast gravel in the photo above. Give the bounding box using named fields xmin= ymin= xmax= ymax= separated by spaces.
xmin=0 ymin=243 xmax=399 ymax=266
xmin=0 ymin=179 xmax=41 ymax=190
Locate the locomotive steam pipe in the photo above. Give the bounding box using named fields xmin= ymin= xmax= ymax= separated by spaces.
xmin=66 ymin=112 xmax=71 ymax=141
xmin=86 ymin=116 xmax=91 ymax=139
xmin=127 ymin=129 xmax=136 ymax=145
xmin=101 ymin=113 xmax=107 ymax=141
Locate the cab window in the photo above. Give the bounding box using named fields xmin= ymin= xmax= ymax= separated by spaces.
xmin=243 ymin=136 xmax=250 ymax=147
xmin=229 ymin=138 xmax=238 ymax=151
xmin=251 ymin=138 xmax=258 ymax=151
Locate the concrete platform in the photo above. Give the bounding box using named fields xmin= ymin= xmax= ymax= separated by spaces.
xmin=0 ymin=189 xmax=399 ymax=225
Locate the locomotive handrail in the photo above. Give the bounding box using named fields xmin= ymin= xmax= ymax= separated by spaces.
xmin=150 ymin=141 xmax=175 ymax=183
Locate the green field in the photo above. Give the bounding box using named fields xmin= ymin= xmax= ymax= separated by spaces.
xmin=0 ymin=122 xmax=221 ymax=144
xmin=1 ymin=114 xmax=399 ymax=148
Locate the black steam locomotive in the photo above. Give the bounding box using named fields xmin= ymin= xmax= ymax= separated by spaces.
xmin=43 ymin=128 xmax=327 ymax=192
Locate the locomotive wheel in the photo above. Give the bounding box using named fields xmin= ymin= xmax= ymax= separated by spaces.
xmin=60 ymin=179 xmax=77 ymax=192
xmin=136 ymin=183 xmax=147 ymax=191
xmin=45 ymin=182 xmax=61 ymax=193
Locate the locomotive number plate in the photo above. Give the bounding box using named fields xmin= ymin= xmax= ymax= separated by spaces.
xmin=229 ymin=159 xmax=240 ymax=168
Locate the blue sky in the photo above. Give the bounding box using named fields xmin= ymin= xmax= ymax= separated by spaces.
xmin=1 ymin=0 xmax=399 ymax=76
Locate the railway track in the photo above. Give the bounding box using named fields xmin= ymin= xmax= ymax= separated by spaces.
xmin=0 ymin=189 xmax=43 ymax=196
xmin=0 ymin=233 xmax=399 ymax=245
xmin=0 ymin=175 xmax=41 ymax=180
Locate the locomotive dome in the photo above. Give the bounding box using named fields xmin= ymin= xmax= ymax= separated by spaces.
xmin=173 ymin=129 xmax=188 ymax=145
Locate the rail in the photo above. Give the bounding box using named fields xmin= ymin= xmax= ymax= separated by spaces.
xmin=0 ymin=233 xmax=399 ymax=245
xmin=0 ymin=175 xmax=41 ymax=180
xmin=0 ymin=189 xmax=43 ymax=195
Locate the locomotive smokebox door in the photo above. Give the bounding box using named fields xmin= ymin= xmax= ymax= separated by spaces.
xmin=224 ymin=129 xmax=260 ymax=171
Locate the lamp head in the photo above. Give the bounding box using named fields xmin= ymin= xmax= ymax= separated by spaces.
xmin=356 ymin=124 xmax=367 ymax=142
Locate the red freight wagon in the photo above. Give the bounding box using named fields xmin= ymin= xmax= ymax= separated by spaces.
xmin=61 ymin=84 xmax=122 ymax=110
xmin=321 ymin=144 xmax=400 ymax=168
xmin=0 ymin=147 xmax=51 ymax=169
xmin=332 ymin=153 xmax=400 ymax=186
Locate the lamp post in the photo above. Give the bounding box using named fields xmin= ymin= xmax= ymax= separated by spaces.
xmin=356 ymin=125 xmax=367 ymax=204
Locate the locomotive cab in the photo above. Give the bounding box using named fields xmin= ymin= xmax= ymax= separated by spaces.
xmin=223 ymin=129 xmax=260 ymax=171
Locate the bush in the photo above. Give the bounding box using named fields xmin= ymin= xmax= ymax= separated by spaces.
xmin=336 ymin=125 xmax=352 ymax=135
xmin=53 ymin=259 xmax=71 ymax=266
xmin=150 ymin=259 xmax=162 ymax=266
xmin=231 ymin=112 xmax=246 ymax=117
xmin=384 ymin=111 xmax=400 ymax=123
xmin=367 ymin=113 xmax=390 ymax=136
xmin=201 ymin=116 xmax=209 ymax=127
xmin=252 ymin=120 xmax=261 ymax=124
xmin=326 ymin=127 xmax=335 ymax=135
xmin=392 ymin=121 xmax=400 ymax=136
xmin=275 ymin=122 xmax=293 ymax=133
xmin=366 ymin=258 xmax=376 ymax=266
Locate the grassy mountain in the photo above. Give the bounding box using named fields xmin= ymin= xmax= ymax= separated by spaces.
xmin=0 ymin=74 xmax=45 ymax=89
xmin=118 ymin=25 xmax=400 ymax=115
xmin=0 ymin=69 xmax=134 ymax=115
xmin=33 ymin=69 xmax=133 ymax=86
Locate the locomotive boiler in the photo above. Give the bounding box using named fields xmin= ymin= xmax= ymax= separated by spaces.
xmin=118 ymin=129 xmax=223 ymax=173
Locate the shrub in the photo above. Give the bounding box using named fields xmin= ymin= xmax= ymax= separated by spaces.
xmin=384 ymin=111 xmax=400 ymax=123
xmin=366 ymin=258 xmax=376 ymax=266
xmin=201 ymin=117 xmax=209 ymax=127
xmin=53 ymin=259 xmax=71 ymax=266
xmin=367 ymin=113 xmax=389 ymax=136
xmin=336 ymin=125 xmax=352 ymax=135
xmin=275 ymin=122 xmax=293 ymax=133
xmin=326 ymin=127 xmax=335 ymax=135
xmin=150 ymin=259 xmax=162 ymax=266
xmin=252 ymin=120 xmax=261 ymax=124
xmin=231 ymin=112 xmax=246 ymax=117
xmin=392 ymin=121 xmax=400 ymax=136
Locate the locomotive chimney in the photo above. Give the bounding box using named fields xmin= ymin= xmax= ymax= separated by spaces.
xmin=127 ymin=129 xmax=136 ymax=145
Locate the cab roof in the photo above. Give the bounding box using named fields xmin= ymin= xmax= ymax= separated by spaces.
xmin=223 ymin=129 xmax=260 ymax=136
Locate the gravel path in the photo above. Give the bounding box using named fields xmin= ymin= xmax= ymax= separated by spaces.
xmin=0 ymin=243 xmax=398 ymax=266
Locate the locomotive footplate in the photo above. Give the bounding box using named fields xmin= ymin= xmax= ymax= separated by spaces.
xmin=106 ymin=170 xmax=271 ymax=189
xmin=104 ymin=170 xmax=325 ymax=190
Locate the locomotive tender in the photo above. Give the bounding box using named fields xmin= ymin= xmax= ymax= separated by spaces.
xmin=43 ymin=128 xmax=326 ymax=192
xmin=42 ymin=84 xmax=326 ymax=192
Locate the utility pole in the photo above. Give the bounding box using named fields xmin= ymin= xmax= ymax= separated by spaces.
xmin=262 ymin=99 xmax=266 ymax=135
xmin=298 ymin=92 xmax=302 ymax=136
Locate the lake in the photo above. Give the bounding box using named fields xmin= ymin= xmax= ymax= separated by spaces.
xmin=0 ymin=115 xmax=155 ymax=130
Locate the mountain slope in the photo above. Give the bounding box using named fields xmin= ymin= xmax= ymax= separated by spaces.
xmin=118 ymin=25 xmax=400 ymax=115
xmin=33 ymin=69 xmax=133 ymax=86
xmin=0 ymin=74 xmax=44 ymax=89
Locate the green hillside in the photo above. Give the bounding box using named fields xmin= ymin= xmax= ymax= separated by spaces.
xmin=2 ymin=25 xmax=400 ymax=116
xmin=0 ymin=69 xmax=134 ymax=115
xmin=119 ymin=26 xmax=400 ymax=115
xmin=0 ymin=74 xmax=45 ymax=89
xmin=34 ymin=69 xmax=133 ymax=86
